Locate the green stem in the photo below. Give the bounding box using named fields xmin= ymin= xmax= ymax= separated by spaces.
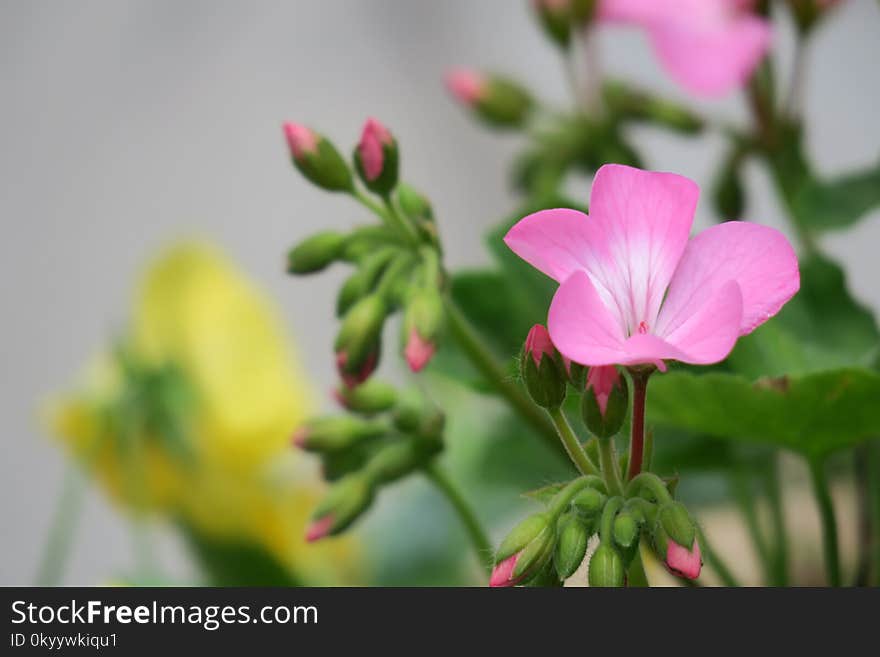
xmin=382 ymin=196 xmax=420 ymax=245
xmin=598 ymin=437 xmax=623 ymax=496
xmin=35 ymin=465 xmax=85 ymax=586
xmin=425 ymin=463 xmax=492 ymax=575
xmin=627 ymin=548 xmax=650 ymax=588
xmin=442 ymin=298 xmax=566 ymax=462
xmin=869 ymin=440 xmax=880 ymax=586
xmin=625 ymin=472 xmax=672 ymax=505
xmin=854 ymin=443 xmax=872 ymax=586
xmin=808 ymin=457 xmax=841 ymax=587
xmin=547 ymin=407 xmax=599 ymax=476
xmin=730 ymin=469 xmax=773 ymax=583
xmin=626 ymin=370 xmax=650 ymax=481
xmin=352 ymin=188 xmax=389 ymax=221
xmin=764 ymin=455 xmax=789 ymax=586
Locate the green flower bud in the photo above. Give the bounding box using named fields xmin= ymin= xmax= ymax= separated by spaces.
xmin=402 ymin=286 xmax=443 ymax=373
xmin=333 ymin=379 xmax=398 ymax=415
xmin=286 ymin=231 xmax=347 ymax=274
xmin=658 ymin=502 xmax=696 ymax=550
xmin=306 ymin=473 xmax=374 ymax=541
xmin=334 ymin=294 xmax=387 ymax=385
xmin=283 ymin=123 xmax=353 ymax=192
xmin=495 ymin=514 xmax=550 ymax=563
xmin=521 ymin=324 xmax=567 ymax=409
xmin=571 ymin=486 xmax=606 ymax=518
xmin=336 ymin=248 xmax=396 ymax=317
xmin=581 ymin=366 xmax=627 ymax=438
xmin=588 ymin=542 xmax=626 ymax=587
xmin=364 ymin=439 xmax=435 ymax=485
xmin=613 ymin=511 xmax=639 ymax=548
xmin=446 ymin=70 xmax=533 ymax=129
xmin=353 ymin=118 xmax=399 ymax=197
xmin=392 ymin=388 xmax=445 ymax=441
xmin=554 ymin=512 xmax=591 ymax=580
xmin=396 ymin=183 xmax=438 ymax=246
xmin=291 ymin=415 xmax=386 ymax=453
xmin=602 ymin=81 xmax=703 ymax=134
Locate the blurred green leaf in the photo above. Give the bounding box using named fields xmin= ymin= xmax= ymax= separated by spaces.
xmin=181 ymin=526 xmax=300 ymax=586
xmin=793 ymin=161 xmax=880 ymax=232
xmin=728 ymin=255 xmax=879 ymax=378
xmin=648 ymin=368 xmax=880 ymax=458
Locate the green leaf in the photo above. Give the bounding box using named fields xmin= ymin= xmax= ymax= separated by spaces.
xmin=648 ymin=369 xmax=880 ymax=458
xmin=793 ymin=161 xmax=880 ymax=232
xmin=727 ymin=255 xmax=879 ymax=378
xmin=181 ymin=525 xmax=300 ymax=586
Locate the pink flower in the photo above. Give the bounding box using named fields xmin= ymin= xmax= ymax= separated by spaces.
xmin=489 ymin=553 xmax=525 ymax=587
xmin=504 ymin=164 xmax=799 ymax=371
xmin=282 ymin=122 xmax=318 ymax=161
xmin=358 ymin=118 xmax=393 ymax=182
xmin=598 ymin=0 xmax=772 ymax=97
xmin=586 ymin=366 xmax=620 ymax=416
xmin=665 ymin=538 xmax=702 ymax=579
xmin=404 ymin=328 xmax=436 ymax=373
xmin=444 ymin=69 xmax=487 ymax=106
xmin=305 ymin=515 xmax=335 ymax=543
xmin=524 ymin=324 xmax=556 ymax=367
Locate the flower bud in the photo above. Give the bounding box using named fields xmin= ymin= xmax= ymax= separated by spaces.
xmin=402 ymin=287 xmax=443 ymax=372
xmin=392 ymin=388 xmax=445 ymax=441
xmin=364 ymin=438 xmax=437 ymax=485
xmin=354 ymin=118 xmax=399 ymax=196
xmin=332 ymin=379 xmax=397 ymax=415
xmin=581 ymin=366 xmax=627 ymax=438
xmin=588 ymin=542 xmax=626 ymax=587
xmin=657 ymin=502 xmax=696 ymax=551
xmin=572 ymin=486 xmax=606 ymax=518
xmin=336 ymin=248 xmax=396 ymax=317
xmin=653 ymin=522 xmax=702 ymax=580
xmin=602 ymin=81 xmax=703 ymax=134
xmin=533 ymin=0 xmax=571 ymax=49
xmin=445 ymin=70 xmax=534 ymax=129
xmin=396 ymin=183 xmax=438 ymax=245
xmin=562 ymin=356 xmax=588 ymax=390
xmin=612 ymin=511 xmax=639 ymax=548
xmin=306 ymin=473 xmax=374 ymax=541
xmin=282 ymin=122 xmax=353 ymax=192
xmin=286 ymin=231 xmax=347 ymax=275
xmin=554 ymin=512 xmax=591 ymax=580
xmin=491 ymin=514 xmax=556 ymax=587
xmin=335 ymin=294 xmax=387 ymax=387
xmin=291 ymin=416 xmax=386 ymax=453
xmin=520 ymin=324 xmax=567 ymax=409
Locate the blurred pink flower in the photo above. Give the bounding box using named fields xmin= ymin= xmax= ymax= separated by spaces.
xmin=444 ymin=69 xmax=486 ymax=106
xmin=282 ymin=122 xmax=318 ymax=161
xmin=504 ymin=164 xmax=799 ymax=370
xmin=599 ymin=0 xmax=772 ymax=97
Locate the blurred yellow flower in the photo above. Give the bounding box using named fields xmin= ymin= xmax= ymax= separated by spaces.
xmin=50 ymin=242 xmax=359 ymax=585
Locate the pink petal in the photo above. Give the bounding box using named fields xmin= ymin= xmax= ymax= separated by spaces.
xmin=665 ymin=539 xmax=702 ymax=580
xmin=359 ymin=118 xmax=392 ymax=181
xmin=404 ymin=328 xmax=435 ymax=372
xmin=655 ymin=279 xmax=744 ymax=364
xmin=445 ymin=69 xmax=486 ymax=106
xmin=489 ymin=553 xmax=523 ymax=588
xmin=585 ymin=164 xmax=698 ymax=336
xmin=649 ymin=11 xmax=771 ymax=98
xmin=503 ymin=208 xmax=594 ymax=284
xmin=656 ymin=221 xmax=799 ymax=339
xmin=305 ymin=515 xmax=334 ymax=543
xmin=548 ymin=271 xmax=628 ymax=366
xmin=586 ymin=366 xmax=621 ymax=416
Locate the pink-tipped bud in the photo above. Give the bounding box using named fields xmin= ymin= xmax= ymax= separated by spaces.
xmin=445 ymin=69 xmax=486 ymax=106
xmin=665 ymin=539 xmax=702 ymax=580
xmin=331 ymin=387 xmax=350 ymax=409
xmin=524 ymin=324 xmax=555 ymax=367
xmin=358 ymin=118 xmax=393 ymax=182
xmin=586 ymin=365 xmax=620 ymax=417
xmin=282 ymin=122 xmax=318 ymax=161
xmin=291 ymin=427 xmax=310 ymax=449
xmin=305 ymin=515 xmax=335 ymax=543
xmin=489 ymin=552 xmax=524 ymax=588
xmin=336 ymin=349 xmax=378 ymax=389
xmin=404 ymin=328 xmax=435 ymax=373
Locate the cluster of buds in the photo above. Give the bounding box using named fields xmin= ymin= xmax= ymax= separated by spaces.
xmin=519 ymin=324 xmax=628 ymax=438
xmin=283 ymin=118 xmax=446 ymax=384
xmin=294 ymin=382 xmax=444 ymax=541
xmin=490 ymin=472 xmax=703 ymax=587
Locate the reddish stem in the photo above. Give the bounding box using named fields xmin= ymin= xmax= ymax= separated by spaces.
xmin=627 ymin=371 xmax=650 ymax=481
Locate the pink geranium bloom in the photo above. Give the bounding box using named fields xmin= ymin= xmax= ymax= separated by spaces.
xmin=599 ymin=0 xmax=772 ymax=97
xmin=504 ymin=164 xmax=799 ymax=371
xmin=358 ymin=117 xmax=394 ymax=182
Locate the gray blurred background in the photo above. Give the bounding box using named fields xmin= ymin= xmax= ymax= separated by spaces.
xmin=1 ymin=0 xmax=878 ymax=585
